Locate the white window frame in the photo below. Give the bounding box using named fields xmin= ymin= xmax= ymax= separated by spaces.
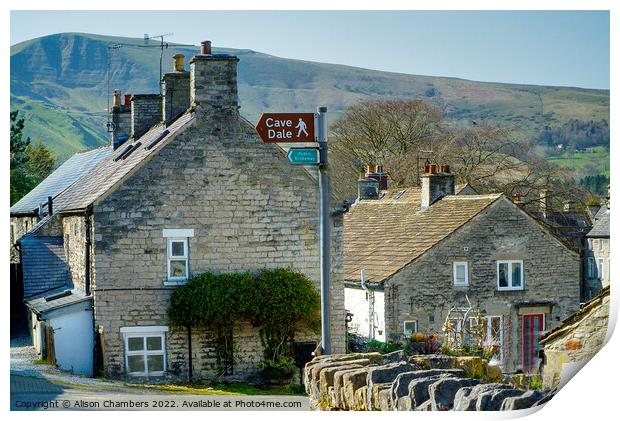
xmin=598 ymin=258 xmax=604 ymax=279
xmin=453 ymin=261 xmax=469 ymax=286
xmin=403 ymin=320 xmax=418 ymax=336
xmin=484 ymin=316 xmax=504 ymax=363
xmin=497 ymin=260 xmax=524 ymax=291
xmin=121 ymin=326 xmax=168 ymax=377
xmin=167 ymin=238 xmax=189 ymax=283
xmin=587 ymin=257 xmax=596 ymax=278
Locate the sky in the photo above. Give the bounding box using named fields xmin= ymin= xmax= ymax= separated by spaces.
xmin=10 ymin=10 xmax=610 ymax=89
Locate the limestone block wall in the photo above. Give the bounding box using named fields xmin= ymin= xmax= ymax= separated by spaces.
xmin=61 ymin=215 xmax=92 ymax=293
xmin=384 ymin=198 xmax=581 ymax=373
xmin=131 ymin=94 xmax=162 ymax=138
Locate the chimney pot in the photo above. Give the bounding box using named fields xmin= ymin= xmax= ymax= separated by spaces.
xmin=200 ymin=40 xmax=212 ymax=55
xmin=428 ymin=164 xmax=437 ymax=174
xmin=173 ymin=53 xmax=185 ymax=72
xmin=124 ymin=94 xmax=132 ymax=105
xmin=113 ymin=89 xmax=121 ymax=107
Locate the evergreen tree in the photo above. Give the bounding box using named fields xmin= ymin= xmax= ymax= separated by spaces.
xmin=10 ymin=111 xmax=55 ymax=205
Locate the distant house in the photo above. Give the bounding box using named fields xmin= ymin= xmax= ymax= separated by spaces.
xmin=344 ymin=166 xmax=581 ymax=373
xmin=16 ymin=42 xmax=346 ymax=380
xmin=584 ymin=203 xmax=610 ymax=300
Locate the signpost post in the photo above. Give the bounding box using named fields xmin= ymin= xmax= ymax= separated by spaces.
xmin=256 ymin=108 xmax=331 ymax=354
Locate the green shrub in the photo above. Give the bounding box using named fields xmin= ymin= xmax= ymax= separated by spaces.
xmin=259 ymin=356 xmax=297 ymax=383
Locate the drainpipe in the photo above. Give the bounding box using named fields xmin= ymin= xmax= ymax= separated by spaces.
xmin=360 ymin=269 xmax=374 ymax=340
xmin=187 ymin=325 xmax=193 ymax=381
xmin=84 ymin=205 xmax=95 ymax=377
xmin=84 ymin=205 xmax=93 ymax=295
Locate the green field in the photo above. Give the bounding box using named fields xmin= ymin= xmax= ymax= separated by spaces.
xmin=547 ymin=147 xmax=610 ymax=178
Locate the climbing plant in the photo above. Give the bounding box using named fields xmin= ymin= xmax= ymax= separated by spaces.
xmin=168 ymin=268 xmax=321 ymax=371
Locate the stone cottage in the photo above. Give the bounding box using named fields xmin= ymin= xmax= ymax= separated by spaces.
xmin=344 ymin=166 xmax=581 ymax=373
xmin=18 ymin=41 xmax=346 ymax=380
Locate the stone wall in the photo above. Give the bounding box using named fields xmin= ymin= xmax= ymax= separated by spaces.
xmin=541 ymin=287 xmax=609 ymax=389
xmin=306 ymin=352 xmax=553 ymax=411
xmin=384 ymin=198 xmax=581 ymax=373
xmin=111 ymin=105 xmax=131 ymax=145
xmin=10 ymin=215 xmax=38 ymax=262
xmin=92 ymin=53 xmax=345 ymax=380
xmin=61 ymin=215 xmax=92 ymax=293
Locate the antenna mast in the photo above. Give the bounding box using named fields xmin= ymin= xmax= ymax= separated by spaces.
xmin=106 ymin=44 xmax=123 ymax=134
xmin=145 ymin=33 xmax=174 ymax=97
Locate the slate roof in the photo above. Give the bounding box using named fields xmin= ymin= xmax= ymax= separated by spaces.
xmin=587 ymin=207 xmax=610 ymax=238
xmin=10 ymin=145 xmax=112 ymax=215
xmin=26 ymin=289 xmax=91 ymax=316
xmin=20 ymin=236 xmax=71 ymax=298
xmin=53 ymin=112 xmax=195 ymax=213
xmin=344 ymin=192 xmax=502 ymax=283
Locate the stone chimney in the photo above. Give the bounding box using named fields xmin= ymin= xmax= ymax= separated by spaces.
xmin=540 ymin=190 xmax=550 ymax=219
xmin=162 ymin=54 xmax=190 ymax=125
xmin=109 ymin=89 xmax=131 ymax=150
xmin=131 ymin=94 xmax=162 ymax=138
xmin=366 ymin=164 xmax=389 ymax=191
xmin=420 ymin=164 xmax=455 ymax=210
xmin=190 ymin=40 xmax=239 ymax=119
xmin=358 ymin=176 xmax=380 ymax=200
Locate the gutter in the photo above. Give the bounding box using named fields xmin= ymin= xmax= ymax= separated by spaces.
xmin=84 ymin=205 xmax=93 ymax=295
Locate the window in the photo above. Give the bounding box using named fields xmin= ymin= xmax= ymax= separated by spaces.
xmin=598 ymin=239 xmax=604 ymax=251
xmin=453 ymin=262 xmax=469 ymax=286
xmin=167 ymin=238 xmax=188 ymax=281
xmin=403 ymin=320 xmax=418 ymax=336
xmin=598 ymin=259 xmax=604 ymax=279
xmin=121 ymin=326 xmax=168 ymax=376
xmin=588 ymin=257 xmax=596 ymax=278
xmin=497 ymin=260 xmax=524 ymax=290
xmin=484 ymin=316 xmax=503 ymax=363
xmin=163 ymin=229 xmax=194 ymax=284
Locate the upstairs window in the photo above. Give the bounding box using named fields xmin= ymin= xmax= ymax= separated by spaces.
xmin=497 ymin=260 xmax=524 ymax=291
xmin=167 ymin=238 xmax=188 ymax=281
xmin=598 ymin=259 xmax=605 ymax=279
xmin=453 ymin=262 xmax=469 ymax=286
xmin=163 ymin=228 xmax=194 ymax=284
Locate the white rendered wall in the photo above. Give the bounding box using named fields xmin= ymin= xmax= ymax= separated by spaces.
xmin=345 ymin=287 xmax=385 ymax=342
xmin=48 ymin=309 xmax=93 ymax=376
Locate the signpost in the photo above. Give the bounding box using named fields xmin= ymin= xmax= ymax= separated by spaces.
xmin=256 ymin=113 xmax=318 ymax=143
xmin=256 ymin=108 xmax=331 ymax=354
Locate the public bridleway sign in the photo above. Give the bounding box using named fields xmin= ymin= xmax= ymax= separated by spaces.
xmin=287 ymin=147 xmax=320 ymax=165
xmin=256 ymin=113 xmax=317 ymax=143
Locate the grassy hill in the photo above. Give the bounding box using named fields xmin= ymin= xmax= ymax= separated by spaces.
xmin=11 ymin=32 xmax=609 ymax=167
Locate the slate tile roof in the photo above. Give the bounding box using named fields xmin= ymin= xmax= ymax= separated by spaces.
xmin=53 ymin=112 xmax=195 ymax=213
xmin=20 ymin=236 xmax=70 ymax=298
xmin=587 ymin=207 xmax=610 ymax=238
xmin=344 ymin=192 xmax=502 ymax=283
xmin=10 ymin=145 xmax=112 ymax=215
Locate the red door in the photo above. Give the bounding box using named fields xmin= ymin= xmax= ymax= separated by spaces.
xmin=522 ymin=314 xmax=545 ymax=372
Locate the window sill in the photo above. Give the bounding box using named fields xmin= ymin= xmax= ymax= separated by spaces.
xmin=164 ymin=280 xmax=187 ymax=287
xmin=496 ymin=288 xmax=524 ymax=292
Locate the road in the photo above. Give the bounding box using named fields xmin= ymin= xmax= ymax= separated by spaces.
xmin=10 ymin=373 xmax=310 ymax=411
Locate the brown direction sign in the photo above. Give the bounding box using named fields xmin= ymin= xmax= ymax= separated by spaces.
xmin=256 ymin=113 xmax=317 ymax=143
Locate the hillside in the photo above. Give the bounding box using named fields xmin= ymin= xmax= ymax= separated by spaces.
xmin=10 ymin=33 xmax=609 ymax=166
